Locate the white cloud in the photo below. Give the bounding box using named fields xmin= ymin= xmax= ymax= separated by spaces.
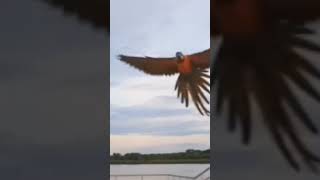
xmin=110 ymin=74 xmax=210 ymax=113
xmin=111 ymin=75 xmax=177 ymax=106
xmin=110 ymin=81 xmax=210 ymax=136
xmin=110 ymin=134 xmax=210 ymax=154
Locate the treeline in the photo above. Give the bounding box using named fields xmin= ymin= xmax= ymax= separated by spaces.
xmin=110 ymin=149 xmax=210 ymax=164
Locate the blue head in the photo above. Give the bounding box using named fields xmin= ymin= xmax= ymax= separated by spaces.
xmin=176 ymin=52 xmax=184 ymax=63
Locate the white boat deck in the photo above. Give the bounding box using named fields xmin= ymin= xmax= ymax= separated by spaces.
xmin=110 ymin=166 xmax=210 ymax=180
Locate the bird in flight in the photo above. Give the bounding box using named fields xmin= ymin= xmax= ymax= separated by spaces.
xmin=119 ymin=50 xmax=211 ymax=116
xmin=212 ymin=0 xmax=320 ymax=171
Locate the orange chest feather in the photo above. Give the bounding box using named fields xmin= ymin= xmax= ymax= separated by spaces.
xmin=178 ymin=57 xmax=193 ymax=75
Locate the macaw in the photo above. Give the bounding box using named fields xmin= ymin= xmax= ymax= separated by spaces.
xmin=119 ymin=50 xmax=210 ymax=116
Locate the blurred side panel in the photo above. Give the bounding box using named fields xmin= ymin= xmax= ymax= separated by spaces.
xmin=0 ymin=0 xmax=109 ymax=179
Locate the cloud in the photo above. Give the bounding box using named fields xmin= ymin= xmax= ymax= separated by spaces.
xmin=111 ymin=96 xmax=210 ymax=136
xmin=111 ymin=75 xmax=177 ymax=106
xmin=110 ymin=134 xmax=209 ymax=154
xmin=110 ymin=73 xmax=210 ymax=111
xmin=110 ymin=75 xmax=210 ymax=137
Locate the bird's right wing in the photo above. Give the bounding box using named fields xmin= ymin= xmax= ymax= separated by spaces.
xmin=118 ymin=55 xmax=179 ymax=76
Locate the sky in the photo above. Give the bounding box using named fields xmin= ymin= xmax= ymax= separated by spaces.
xmin=0 ymin=0 xmax=320 ymax=179
xmin=110 ymin=0 xmax=210 ymax=154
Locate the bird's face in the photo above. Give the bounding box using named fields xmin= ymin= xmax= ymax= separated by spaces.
xmin=176 ymin=52 xmax=185 ymax=63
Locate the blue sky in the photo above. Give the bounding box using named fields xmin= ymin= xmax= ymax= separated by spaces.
xmin=110 ymin=0 xmax=210 ymax=154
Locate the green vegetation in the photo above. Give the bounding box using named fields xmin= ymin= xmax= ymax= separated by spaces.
xmin=110 ymin=149 xmax=210 ymax=164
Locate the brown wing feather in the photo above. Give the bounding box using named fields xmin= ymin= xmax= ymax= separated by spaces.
xmin=43 ymin=0 xmax=109 ymax=31
xmin=189 ymin=49 xmax=211 ymax=69
xmin=118 ymin=55 xmax=178 ymax=76
xmin=175 ymin=69 xmax=210 ymax=116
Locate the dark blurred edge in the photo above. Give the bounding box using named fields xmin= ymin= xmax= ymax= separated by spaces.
xmin=106 ymin=0 xmax=111 ymax=177
xmin=210 ymin=41 xmax=214 ymax=180
xmin=0 ymin=0 xmax=110 ymax=179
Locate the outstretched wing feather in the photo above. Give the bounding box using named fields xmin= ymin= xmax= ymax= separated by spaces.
xmin=119 ymin=55 xmax=178 ymax=76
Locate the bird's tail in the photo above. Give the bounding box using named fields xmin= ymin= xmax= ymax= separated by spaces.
xmin=212 ymin=22 xmax=320 ymax=171
xmin=175 ymin=68 xmax=210 ymax=116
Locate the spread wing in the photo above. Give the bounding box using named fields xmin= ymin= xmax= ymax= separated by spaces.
xmin=118 ymin=55 xmax=178 ymax=76
xmin=189 ymin=49 xmax=211 ymax=69
xmin=43 ymin=0 xmax=109 ymax=31
xmin=212 ymin=0 xmax=320 ymax=171
xmin=176 ymin=69 xmax=210 ymax=116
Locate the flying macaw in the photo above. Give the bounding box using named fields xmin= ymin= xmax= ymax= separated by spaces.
xmin=119 ymin=50 xmax=210 ymax=116
xmin=212 ymin=0 xmax=320 ymax=171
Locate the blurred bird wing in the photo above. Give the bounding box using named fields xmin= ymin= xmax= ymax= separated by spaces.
xmin=214 ymin=36 xmax=320 ymax=171
xmin=118 ymin=55 xmax=179 ymax=76
xmin=44 ymin=0 xmax=109 ymax=31
xmin=211 ymin=0 xmax=320 ymax=171
xmin=211 ymin=0 xmax=320 ymax=37
xmin=267 ymin=0 xmax=320 ymax=24
xmin=189 ymin=49 xmax=211 ymax=69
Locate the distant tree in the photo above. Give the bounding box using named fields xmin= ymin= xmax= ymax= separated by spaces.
xmin=112 ymin=153 xmax=122 ymax=160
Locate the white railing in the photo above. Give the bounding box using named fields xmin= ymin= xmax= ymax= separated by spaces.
xmin=193 ymin=167 xmax=210 ymax=180
xmin=110 ymin=174 xmax=193 ymax=180
xmin=110 ymin=166 xmax=210 ymax=180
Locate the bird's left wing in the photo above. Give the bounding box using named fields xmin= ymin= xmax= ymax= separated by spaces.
xmin=118 ymin=55 xmax=179 ymax=76
xmin=43 ymin=0 xmax=109 ymax=31
xmin=189 ymin=49 xmax=211 ymax=69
